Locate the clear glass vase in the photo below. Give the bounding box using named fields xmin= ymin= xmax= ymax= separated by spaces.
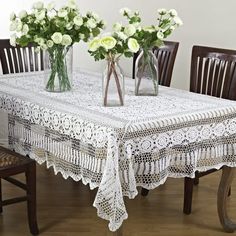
xmin=44 ymin=45 xmax=73 ymax=92
xmin=135 ymin=48 xmax=159 ymax=96
xmin=102 ymin=58 xmax=124 ymax=106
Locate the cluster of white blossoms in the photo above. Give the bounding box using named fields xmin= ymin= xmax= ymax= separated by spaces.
xmin=88 ymin=7 xmax=182 ymax=61
xmin=9 ymin=0 xmax=105 ymax=50
xmin=88 ymin=29 xmax=140 ymax=61
xmin=89 ymin=35 xmax=139 ymax=53
xmin=119 ymin=7 xmax=183 ymax=49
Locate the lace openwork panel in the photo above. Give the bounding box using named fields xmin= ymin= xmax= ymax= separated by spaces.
xmin=0 ymin=70 xmax=236 ymax=231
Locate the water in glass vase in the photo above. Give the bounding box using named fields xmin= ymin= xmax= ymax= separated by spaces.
xmin=102 ymin=59 xmax=124 ymax=107
xmin=135 ymin=49 xmax=159 ymax=96
xmin=44 ymin=45 xmax=73 ymax=92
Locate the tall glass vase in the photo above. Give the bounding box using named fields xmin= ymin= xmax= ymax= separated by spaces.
xmin=44 ymin=45 xmax=73 ymax=92
xmin=135 ymin=48 xmax=159 ymax=96
xmin=102 ymin=58 xmax=124 ymax=106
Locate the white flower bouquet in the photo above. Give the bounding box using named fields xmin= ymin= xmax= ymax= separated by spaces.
xmin=116 ymin=8 xmax=183 ymax=96
xmin=120 ymin=8 xmax=183 ymax=50
xmin=9 ymin=0 xmax=105 ymax=92
xmin=88 ymin=27 xmax=139 ymax=62
xmin=88 ymin=16 xmax=141 ymax=106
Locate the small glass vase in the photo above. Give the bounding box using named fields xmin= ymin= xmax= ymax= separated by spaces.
xmin=44 ymin=45 xmax=73 ymax=92
xmin=102 ymin=58 xmax=125 ymax=106
xmin=135 ymin=48 xmax=159 ymax=96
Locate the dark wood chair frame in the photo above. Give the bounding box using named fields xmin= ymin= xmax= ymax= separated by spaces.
xmin=0 ymin=39 xmax=41 ymax=234
xmin=184 ymin=45 xmax=236 ymax=214
xmin=132 ymin=41 xmax=179 ymax=86
xmin=0 ymin=39 xmax=44 ymax=74
xmin=0 ymin=146 xmax=39 ymax=235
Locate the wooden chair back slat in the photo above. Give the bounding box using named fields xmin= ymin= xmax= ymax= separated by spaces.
xmin=0 ymin=39 xmax=44 ymax=74
xmin=133 ymin=41 xmax=179 ymax=87
xmin=190 ymin=45 xmax=236 ymax=100
xmin=6 ymin=48 xmax=14 ymax=73
xmin=17 ymin=47 xmax=24 ymax=72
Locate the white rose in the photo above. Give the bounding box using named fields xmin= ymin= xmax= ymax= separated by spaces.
xmin=34 ymin=37 xmax=42 ymax=44
xmin=91 ymin=12 xmax=100 ymax=21
xmin=10 ymin=12 xmax=16 ymax=21
xmin=9 ymin=21 xmax=17 ymax=31
xmin=128 ymin=38 xmax=139 ymax=53
xmin=119 ymin=7 xmax=131 ymax=16
xmin=16 ymin=21 xmax=23 ymax=32
xmin=169 ymin=9 xmax=178 ymax=17
xmin=61 ymin=34 xmax=72 ymax=46
xmin=34 ymin=46 xmax=41 ymax=53
xmin=47 ymin=10 xmax=56 ymax=19
xmin=173 ymin=16 xmax=183 ymax=26
xmin=47 ymin=2 xmax=55 ymax=11
xmin=124 ymin=24 xmax=136 ymax=37
xmin=67 ymin=0 xmax=77 ymax=9
xmin=116 ymin=32 xmax=128 ymax=41
xmin=19 ymin=10 xmax=27 ymax=19
xmin=73 ymin=16 xmax=83 ymax=26
xmin=66 ymin=23 xmax=73 ymax=30
xmin=143 ymin=26 xmax=155 ymax=33
xmin=51 ymin=32 xmax=63 ymax=44
xmin=158 ymin=8 xmax=167 ymax=15
xmin=10 ymin=34 xmax=17 ymax=47
xmin=47 ymin=40 xmax=54 ymax=48
xmin=22 ymin=24 xmax=29 ymax=35
xmin=88 ymin=38 xmax=101 ymax=52
xmin=170 ymin=25 xmax=175 ymax=31
xmin=33 ymin=1 xmax=44 ymax=10
xmin=35 ymin=38 xmax=45 ymax=46
xmin=156 ymin=31 xmax=164 ymax=40
xmin=113 ymin=22 xmax=122 ymax=32
xmin=40 ymin=44 xmax=47 ymax=50
xmin=58 ymin=9 xmax=67 ymax=18
xmin=79 ymin=33 xmax=85 ymax=40
xmin=35 ymin=10 xmax=46 ymax=21
xmin=86 ymin=19 xmax=97 ymax=28
xmin=100 ymin=36 xmax=117 ymax=50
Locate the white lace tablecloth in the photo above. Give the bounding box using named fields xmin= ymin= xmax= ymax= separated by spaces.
xmin=1 ymin=69 xmax=236 ymax=231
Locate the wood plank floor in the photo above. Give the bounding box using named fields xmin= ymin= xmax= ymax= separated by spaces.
xmin=0 ymin=164 xmax=235 ymax=236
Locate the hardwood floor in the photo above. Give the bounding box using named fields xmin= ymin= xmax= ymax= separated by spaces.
xmin=0 ymin=164 xmax=235 ymax=236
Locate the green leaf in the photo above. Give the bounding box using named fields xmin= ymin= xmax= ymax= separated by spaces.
xmin=152 ymin=39 xmax=164 ymax=48
xmin=92 ymin=28 xmax=100 ymax=37
xmin=124 ymin=51 xmax=133 ymax=58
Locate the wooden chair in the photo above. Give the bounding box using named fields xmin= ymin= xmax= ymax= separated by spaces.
xmin=0 ymin=146 xmax=39 ymax=235
xmin=0 ymin=39 xmax=44 ymax=74
xmin=133 ymin=41 xmax=179 ymax=196
xmin=132 ymin=41 xmax=179 ymax=86
xmin=0 ymin=39 xmax=39 ymax=234
xmin=184 ymin=45 xmax=236 ymax=214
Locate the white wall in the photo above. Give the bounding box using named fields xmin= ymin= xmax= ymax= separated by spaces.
xmin=1 ymin=0 xmax=236 ymax=90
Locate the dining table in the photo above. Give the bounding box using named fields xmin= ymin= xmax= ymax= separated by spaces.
xmin=0 ymin=69 xmax=236 ymax=235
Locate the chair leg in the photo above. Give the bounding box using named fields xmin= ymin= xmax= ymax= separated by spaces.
xmin=0 ymin=178 xmax=2 ymax=213
xmin=194 ymin=177 xmax=199 ymax=185
xmin=228 ymin=187 xmax=231 ymax=197
xmin=183 ymin=177 xmax=194 ymax=215
xmin=141 ymin=188 xmax=149 ymax=196
xmin=25 ymin=162 xmax=39 ymax=235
